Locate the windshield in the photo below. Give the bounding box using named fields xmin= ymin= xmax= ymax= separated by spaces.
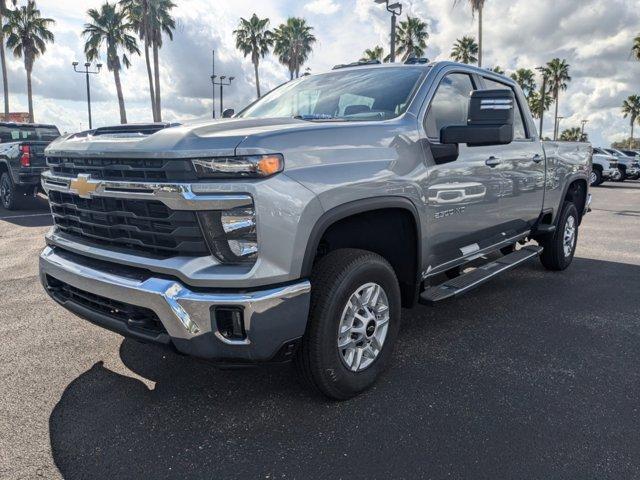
xmin=239 ymin=67 xmax=426 ymax=121
xmin=0 ymin=125 xmax=60 ymax=143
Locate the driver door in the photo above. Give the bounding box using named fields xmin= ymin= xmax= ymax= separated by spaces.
xmin=420 ymin=72 xmax=509 ymax=271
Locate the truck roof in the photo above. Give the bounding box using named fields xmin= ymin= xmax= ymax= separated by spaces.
xmin=326 ymin=60 xmax=518 ymax=87
xmin=0 ymin=121 xmax=58 ymax=129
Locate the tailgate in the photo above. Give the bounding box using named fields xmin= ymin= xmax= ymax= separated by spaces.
xmin=22 ymin=141 xmax=49 ymax=167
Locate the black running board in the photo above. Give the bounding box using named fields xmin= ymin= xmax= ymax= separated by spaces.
xmin=419 ymin=246 xmax=543 ymax=304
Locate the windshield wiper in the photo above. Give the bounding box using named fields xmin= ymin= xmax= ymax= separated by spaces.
xmin=294 ymin=114 xmax=336 ymax=121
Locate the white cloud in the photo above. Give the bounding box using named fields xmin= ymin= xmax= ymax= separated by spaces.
xmin=304 ymin=0 xmax=341 ymax=15
xmin=4 ymin=0 xmax=638 ymax=147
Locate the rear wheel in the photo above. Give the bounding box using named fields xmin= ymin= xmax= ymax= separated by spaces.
xmin=295 ymin=249 xmax=401 ymax=400
xmin=616 ymin=166 xmax=626 ymax=182
xmin=589 ymin=168 xmax=603 ymax=187
xmin=539 ymin=201 xmax=579 ymax=271
xmin=1 ymin=172 xmax=19 ymax=210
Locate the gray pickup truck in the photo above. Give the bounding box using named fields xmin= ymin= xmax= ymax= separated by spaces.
xmin=40 ymin=62 xmax=591 ymax=399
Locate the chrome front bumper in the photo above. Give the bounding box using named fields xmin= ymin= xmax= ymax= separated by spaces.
xmin=40 ymin=246 xmax=311 ymax=362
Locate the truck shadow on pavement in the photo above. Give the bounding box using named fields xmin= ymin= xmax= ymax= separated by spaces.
xmin=0 ymin=195 xmax=52 ymax=227
xmin=49 ymin=257 xmax=640 ymax=480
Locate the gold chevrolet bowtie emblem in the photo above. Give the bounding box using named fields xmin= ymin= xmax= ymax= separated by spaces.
xmin=69 ymin=174 xmax=100 ymax=199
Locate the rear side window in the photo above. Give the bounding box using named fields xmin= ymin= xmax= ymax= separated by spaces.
xmin=482 ymin=78 xmax=527 ymax=140
xmin=425 ymin=73 xmax=475 ymax=139
xmin=0 ymin=125 xmax=60 ymax=143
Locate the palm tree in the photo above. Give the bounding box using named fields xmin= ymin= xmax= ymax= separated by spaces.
xmin=148 ymin=0 xmax=175 ymax=121
xmin=510 ymin=68 xmax=536 ymax=98
xmin=119 ymin=0 xmax=156 ymax=120
xmin=559 ymin=127 xmax=583 ymax=142
xmin=632 ymin=34 xmax=640 ymax=61
xmin=490 ymin=65 xmax=504 ymax=75
xmin=0 ymin=0 xmax=17 ymax=116
xmin=361 ymin=45 xmax=384 ymax=62
xmin=83 ymin=2 xmax=139 ymax=124
xmin=542 ymin=58 xmax=571 ymax=140
xmin=395 ymin=16 xmax=428 ymax=61
xmin=622 ymin=95 xmax=640 ymax=148
xmin=273 ymin=17 xmax=316 ymax=80
xmin=3 ymin=0 xmax=54 ymax=122
xmin=450 ymin=36 xmax=478 ymax=64
xmin=454 ymin=0 xmax=486 ymax=67
xmin=234 ymin=14 xmax=273 ymax=99
xmin=528 ymin=89 xmax=553 ymax=120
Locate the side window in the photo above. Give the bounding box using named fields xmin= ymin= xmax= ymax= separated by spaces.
xmin=425 ymin=73 xmax=475 ymax=139
xmin=483 ymin=77 xmax=527 ymax=140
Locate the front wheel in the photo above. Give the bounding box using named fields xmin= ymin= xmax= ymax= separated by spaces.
xmin=590 ymin=168 xmax=603 ymax=187
xmin=616 ymin=167 xmax=626 ymax=182
xmin=295 ymin=249 xmax=401 ymax=400
xmin=539 ymin=201 xmax=579 ymax=271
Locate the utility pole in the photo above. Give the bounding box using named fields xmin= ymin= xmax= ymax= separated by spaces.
xmin=72 ymin=61 xmax=102 ymax=130
xmin=375 ymin=0 xmax=403 ymax=63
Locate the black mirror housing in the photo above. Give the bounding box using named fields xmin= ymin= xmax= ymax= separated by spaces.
xmin=441 ymin=89 xmax=515 ymax=147
xmin=222 ymin=108 xmax=235 ymax=118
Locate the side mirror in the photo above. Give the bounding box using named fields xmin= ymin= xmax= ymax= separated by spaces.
xmin=222 ymin=108 xmax=235 ymax=118
xmin=441 ymin=89 xmax=514 ymax=147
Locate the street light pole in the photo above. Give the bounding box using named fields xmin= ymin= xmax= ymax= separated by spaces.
xmin=72 ymin=61 xmax=102 ymax=130
xmin=375 ymin=0 xmax=403 ymax=63
xmin=212 ymin=75 xmax=235 ymax=117
xmin=211 ymin=49 xmax=215 ymax=118
xmin=581 ymin=119 xmax=588 ymax=140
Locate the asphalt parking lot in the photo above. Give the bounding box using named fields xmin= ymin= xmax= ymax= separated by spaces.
xmin=1 ymin=183 xmax=640 ymax=480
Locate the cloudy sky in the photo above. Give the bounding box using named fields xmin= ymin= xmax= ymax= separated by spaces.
xmin=4 ymin=0 xmax=640 ymax=146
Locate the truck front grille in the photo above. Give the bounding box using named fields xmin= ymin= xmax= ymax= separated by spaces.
xmin=46 ymin=275 xmax=167 ymax=335
xmin=47 ymin=157 xmax=197 ymax=182
xmin=48 ymin=190 xmax=210 ymax=258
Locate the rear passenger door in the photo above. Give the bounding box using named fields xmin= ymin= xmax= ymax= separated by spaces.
xmin=481 ymin=77 xmax=545 ymax=232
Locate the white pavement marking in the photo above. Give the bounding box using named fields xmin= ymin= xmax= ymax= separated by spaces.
xmin=0 ymin=213 xmax=51 ymax=220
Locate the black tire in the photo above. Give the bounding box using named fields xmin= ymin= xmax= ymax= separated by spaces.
xmin=295 ymin=248 xmax=402 ymax=400
xmin=1 ymin=172 xmax=19 ymax=210
xmin=616 ymin=167 xmax=626 ymax=182
xmin=589 ymin=167 xmax=603 ymax=187
xmin=539 ymin=201 xmax=579 ymax=271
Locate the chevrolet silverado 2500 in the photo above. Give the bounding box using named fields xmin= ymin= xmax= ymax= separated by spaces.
xmin=40 ymin=62 xmax=591 ymax=399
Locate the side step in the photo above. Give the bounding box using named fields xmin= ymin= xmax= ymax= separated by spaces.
xmin=419 ymin=246 xmax=543 ymax=305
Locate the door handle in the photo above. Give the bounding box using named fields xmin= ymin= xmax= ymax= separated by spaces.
xmin=532 ymin=154 xmax=543 ymax=163
xmin=485 ymin=156 xmax=502 ymax=167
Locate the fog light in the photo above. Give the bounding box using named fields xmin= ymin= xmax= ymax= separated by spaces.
xmin=197 ymin=205 xmax=258 ymax=264
xmin=214 ymin=307 xmax=245 ymax=340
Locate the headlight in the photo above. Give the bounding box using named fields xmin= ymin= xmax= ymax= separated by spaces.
xmin=197 ymin=206 xmax=257 ymax=264
xmin=192 ymin=154 xmax=284 ymax=179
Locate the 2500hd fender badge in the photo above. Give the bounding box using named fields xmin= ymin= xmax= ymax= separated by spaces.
xmin=435 ymin=206 xmax=466 ymax=219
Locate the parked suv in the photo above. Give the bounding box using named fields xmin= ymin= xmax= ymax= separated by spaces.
xmin=0 ymin=122 xmax=61 ymax=209
xmin=40 ymin=62 xmax=591 ymax=399
xmin=591 ymin=148 xmax=620 ymax=185
xmin=604 ymin=148 xmax=640 ymax=181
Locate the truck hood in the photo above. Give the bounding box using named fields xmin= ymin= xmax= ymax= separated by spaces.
xmin=44 ymin=117 xmax=372 ymax=158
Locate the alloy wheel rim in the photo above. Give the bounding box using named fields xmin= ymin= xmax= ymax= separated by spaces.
xmin=589 ymin=171 xmax=597 ymax=185
xmin=563 ymin=215 xmax=576 ymax=258
xmin=337 ymin=282 xmax=390 ymax=372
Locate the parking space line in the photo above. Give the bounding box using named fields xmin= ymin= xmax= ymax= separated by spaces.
xmin=0 ymin=213 xmax=52 ymax=220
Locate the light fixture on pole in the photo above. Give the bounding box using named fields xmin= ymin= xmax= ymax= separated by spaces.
xmin=72 ymin=61 xmax=102 ymax=130
xmin=374 ymin=0 xmax=402 ymax=63
xmin=212 ymin=75 xmax=235 ymax=117
xmin=580 ymin=119 xmax=588 ymax=140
